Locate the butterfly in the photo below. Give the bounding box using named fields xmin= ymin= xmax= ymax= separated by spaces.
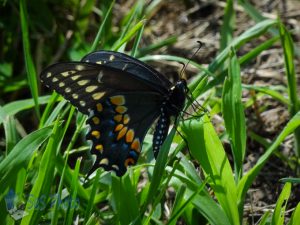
xmin=40 ymin=50 xmax=187 ymax=176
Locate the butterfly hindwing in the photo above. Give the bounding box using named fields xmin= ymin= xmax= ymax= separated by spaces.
xmin=86 ymin=92 xmax=163 ymax=176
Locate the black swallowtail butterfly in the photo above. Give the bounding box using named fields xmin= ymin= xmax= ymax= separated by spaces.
xmin=40 ymin=51 xmax=187 ymax=176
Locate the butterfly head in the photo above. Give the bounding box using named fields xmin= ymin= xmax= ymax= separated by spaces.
xmin=167 ymin=79 xmax=187 ymax=116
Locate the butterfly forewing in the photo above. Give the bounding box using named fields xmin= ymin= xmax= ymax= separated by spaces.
xmin=41 ymin=62 xmax=159 ymax=114
xmin=82 ymin=51 xmax=172 ymax=94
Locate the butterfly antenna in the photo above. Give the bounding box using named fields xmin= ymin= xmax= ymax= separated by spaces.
xmin=179 ymin=40 xmax=203 ymax=79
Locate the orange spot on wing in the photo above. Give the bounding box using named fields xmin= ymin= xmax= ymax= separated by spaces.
xmin=117 ymin=127 xmax=128 ymax=140
xmin=124 ymin=158 xmax=135 ymax=167
xmin=131 ymin=138 xmax=141 ymax=153
xmin=115 ymin=106 xmax=127 ymax=114
xmin=126 ymin=129 xmax=134 ymax=143
xmin=114 ymin=114 xmax=123 ymax=122
xmin=110 ymin=95 xmax=125 ymax=105
xmin=115 ymin=124 xmax=124 ymax=132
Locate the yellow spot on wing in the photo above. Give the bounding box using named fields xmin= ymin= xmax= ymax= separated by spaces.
xmin=80 ymin=101 xmax=86 ymax=106
xmin=71 ymin=75 xmax=80 ymax=81
xmin=110 ymin=95 xmax=125 ymax=105
xmin=46 ymin=72 xmax=52 ymax=78
xmin=96 ymin=103 xmax=103 ymax=112
xmin=100 ymin=158 xmax=109 ymax=165
xmin=72 ymin=94 xmax=78 ymax=99
xmin=85 ymin=85 xmax=98 ymax=92
xmin=92 ymin=117 xmax=100 ymax=125
xmin=52 ymin=77 xmax=58 ymax=82
xmin=78 ymin=80 xmax=89 ymax=86
xmin=65 ymin=87 xmax=71 ymax=93
xmin=91 ymin=130 xmax=100 ymax=139
xmin=95 ymin=144 xmax=103 ymax=153
xmin=92 ymin=92 xmax=105 ymax=100
xmin=131 ymin=138 xmax=140 ymax=152
xmin=115 ymin=106 xmax=127 ymax=114
xmin=123 ymin=114 xmax=130 ymax=124
xmin=109 ymin=55 xmax=115 ymax=61
xmin=75 ymin=65 xmax=85 ymax=71
xmin=117 ymin=127 xmax=127 ymax=140
xmin=126 ymin=129 xmax=134 ymax=143
xmin=112 ymin=164 xmax=119 ymax=170
xmin=59 ymin=82 xmax=65 ymax=87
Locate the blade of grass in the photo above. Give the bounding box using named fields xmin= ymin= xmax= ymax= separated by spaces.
xmin=220 ymin=0 xmax=235 ymax=51
xmin=288 ymin=203 xmax=300 ymax=225
xmin=222 ymin=48 xmax=246 ymax=181
xmin=181 ymin=116 xmax=240 ymax=225
xmin=190 ymin=19 xmax=277 ymax=93
xmin=279 ymin=21 xmax=300 ymax=157
xmin=20 ymin=0 xmax=40 ymax=118
xmin=237 ymin=111 xmax=300 ymax=217
xmin=90 ymin=0 xmax=115 ymax=52
xmin=112 ymin=19 xmax=147 ymax=51
xmin=65 ymin=159 xmax=81 ymax=225
xmin=271 ymin=182 xmax=291 ymax=225
xmin=84 ymin=170 xmax=101 ymax=223
xmin=0 ymin=125 xmax=53 ymax=197
xmin=1 ymin=96 xmax=51 ymax=123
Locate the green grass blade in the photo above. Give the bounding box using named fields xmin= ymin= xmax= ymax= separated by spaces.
xmin=279 ymin=21 xmax=300 ymax=156
xmin=1 ymin=96 xmax=51 ymax=124
xmin=271 ymin=182 xmax=291 ymax=225
xmin=222 ymin=49 xmax=246 ymax=180
xmin=258 ymin=211 xmax=271 ymax=225
xmin=288 ymin=203 xmax=300 ymax=225
xmin=65 ymin=159 xmax=80 ymax=225
xmin=84 ymin=170 xmax=101 ymax=223
xmin=237 ymin=111 xmax=300 ymax=216
xmin=111 ymin=174 xmax=140 ymax=225
xmin=181 ymin=116 xmax=240 ymax=225
xmin=144 ymin=127 xmax=176 ymax=207
xmin=19 ymin=0 xmax=40 ymax=118
xmin=190 ymin=19 xmax=277 ymax=92
xmin=20 ymin=119 xmax=60 ymax=225
xmin=167 ymin=178 xmax=208 ymax=225
xmin=0 ymin=126 xmax=53 ymax=197
xmin=220 ymin=0 xmax=235 ymax=51
xmin=112 ymin=19 xmax=146 ymax=51
xmin=243 ymin=84 xmax=289 ymax=106
xmin=90 ymin=0 xmax=115 ymax=52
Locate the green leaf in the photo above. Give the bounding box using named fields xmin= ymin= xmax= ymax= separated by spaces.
xmin=271 ymin=182 xmax=291 ymax=225
xmin=181 ymin=116 xmax=240 ymax=225
xmin=0 ymin=126 xmax=53 ymax=198
xmin=288 ymin=203 xmax=300 ymax=225
xmin=222 ymin=48 xmax=246 ymax=180
xmin=20 ymin=0 xmax=40 ymax=118
xmin=21 ymin=119 xmax=60 ymax=225
xmin=237 ymin=111 xmax=300 ymax=216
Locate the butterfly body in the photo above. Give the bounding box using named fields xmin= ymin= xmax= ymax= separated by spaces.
xmin=41 ymin=51 xmax=187 ymax=176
